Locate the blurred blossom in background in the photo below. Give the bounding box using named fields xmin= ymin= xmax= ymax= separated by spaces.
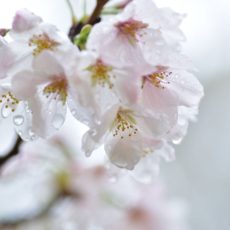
xmin=0 ymin=0 xmax=229 ymax=230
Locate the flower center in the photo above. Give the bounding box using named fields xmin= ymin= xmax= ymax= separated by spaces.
xmin=142 ymin=71 xmax=171 ymax=89
xmin=86 ymin=60 xmax=113 ymax=88
xmin=43 ymin=78 xmax=68 ymax=104
xmin=29 ymin=33 xmax=59 ymax=56
xmin=112 ymin=109 xmax=138 ymax=139
xmin=116 ymin=19 xmax=148 ymax=43
xmin=0 ymin=91 xmax=20 ymax=118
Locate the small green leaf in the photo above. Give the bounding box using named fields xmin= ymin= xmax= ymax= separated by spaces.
xmin=74 ymin=24 xmax=92 ymax=50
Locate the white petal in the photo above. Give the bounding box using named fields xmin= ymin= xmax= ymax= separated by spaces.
xmin=168 ymin=70 xmax=204 ymax=107
xmin=12 ymin=102 xmax=37 ymax=141
xmin=82 ymin=105 xmax=119 ymax=157
xmin=28 ymin=93 xmax=67 ymax=138
xmin=0 ymin=39 xmax=15 ymax=79
xmin=105 ymin=138 xmax=142 ymax=170
xmin=11 ymin=71 xmax=41 ymax=100
xmin=33 ymin=51 xmax=65 ymax=77
xmin=113 ymin=69 xmax=141 ymax=104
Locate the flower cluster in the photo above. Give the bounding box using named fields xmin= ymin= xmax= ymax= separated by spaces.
xmin=0 ymin=0 xmax=203 ymax=171
xmin=0 ymin=138 xmax=187 ymax=230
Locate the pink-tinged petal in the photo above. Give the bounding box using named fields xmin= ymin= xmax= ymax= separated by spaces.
xmin=12 ymin=9 xmax=42 ymax=33
xmin=113 ymin=70 xmax=141 ymax=104
xmin=142 ymin=80 xmax=178 ymax=112
xmin=87 ymin=21 xmax=143 ymax=68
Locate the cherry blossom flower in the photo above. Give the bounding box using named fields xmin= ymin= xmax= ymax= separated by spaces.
xmin=82 ymin=102 xmax=179 ymax=170
xmin=87 ymin=0 xmax=191 ymax=69
xmin=0 ymin=9 xmax=80 ymax=139
xmin=11 ymin=50 xmax=79 ymax=138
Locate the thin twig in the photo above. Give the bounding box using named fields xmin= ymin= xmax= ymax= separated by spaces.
xmin=66 ymin=0 xmax=77 ymax=25
xmin=0 ymin=136 xmax=22 ymax=168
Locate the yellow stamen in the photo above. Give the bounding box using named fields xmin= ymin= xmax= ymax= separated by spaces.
xmin=116 ymin=19 xmax=148 ymax=43
xmin=86 ymin=60 xmax=113 ymax=88
xmin=29 ymin=33 xmax=59 ymax=56
xmin=112 ymin=109 xmax=138 ymax=139
xmin=142 ymin=72 xmax=171 ymax=89
xmin=0 ymin=91 xmax=20 ymax=113
xmin=43 ymin=78 xmax=68 ymax=104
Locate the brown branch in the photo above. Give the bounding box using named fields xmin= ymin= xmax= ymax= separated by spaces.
xmin=0 ymin=136 xmax=22 ymax=168
xmin=87 ymin=0 xmax=109 ymax=25
xmin=68 ymin=0 xmax=109 ymax=41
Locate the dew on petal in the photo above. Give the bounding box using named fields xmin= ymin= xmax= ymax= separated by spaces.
xmin=172 ymin=137 xmax=183 ymax=145
xmin=85 ymin=151 xmax=91 ymax=157
xmin=109 ymin=176 xmax=118 ymax=183
xmin=1 ymin=105 xmax=11 ymax=118
xmin=13 ymin=115 xmax=24 ymax=126
xmin=28 ymin=129 xmax=36 ymax=140
xmin=52 ymin=114 xmax=65 ymax=130
xmin=71 ymin=109 xmax=76 ymax=116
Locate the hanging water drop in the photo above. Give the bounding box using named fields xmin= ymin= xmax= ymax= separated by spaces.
xmin=71 ymin=109 xmax=76 ymax=116
xmin=13 ymin=115 xmax=24 ymax=126
xmin=52 ymin=114 xmax=65 ymax=130
xmin=172 ymin=136 xmax=183 ymax=145
xmin=28 ymin=129 xmax=36 ymax=141
xmin=1 ymin=105 xmax=11 ymax=118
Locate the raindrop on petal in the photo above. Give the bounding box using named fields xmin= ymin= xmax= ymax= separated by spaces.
xmin=172 ymin=136 xmax=183 ymax=145
xmin=109 ymin=176 xmax=118 ymax=183
xmin=1 ymin=105 xmax=11 ymax=118
xmin=13 ymin=115 xmax=24 ymax=126
xmin=52 ymin=114 xmax=65 ymax=130
xmin=71 ymin=109 xmax=76 ymax=116
xmin=28 ymin=129 xmax=36 ymax=141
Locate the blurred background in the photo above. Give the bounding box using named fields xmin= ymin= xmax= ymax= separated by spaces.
xmin=0 ymin=0 xmax=230 ymax=229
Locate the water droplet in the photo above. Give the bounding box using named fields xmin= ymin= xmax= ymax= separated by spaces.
xmin=18 ymin=130 xmax=22 ymax=136
xmin=13 ymin=115 xmax=24 ymax=126
xmin=109 ymin=176 xmax=117 ymax=183
xmin=90 ymin=129 xmax=97 ymax=137
xmin=52 ymin=114 xmax=65 ymax=130
xmin=85 ymin=151 xmax=91 ymax=157
xmin=71 ymin=109 xmax=76 ymax=116
xmin=1 ymin=105 xmax=11 ymax=118
xmin=28 ymin=129 xmax=36 ymax=140
xmin=172 ymin=136 xmax=183 ymax=145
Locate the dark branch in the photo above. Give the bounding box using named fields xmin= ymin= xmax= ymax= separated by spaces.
xmin=86 ymin=0 xmax=109 ymax=25
xmin=0 ymin=136 xmax=22 ymax=168
xmin=68 ymin=0 xmax=109 ymax=41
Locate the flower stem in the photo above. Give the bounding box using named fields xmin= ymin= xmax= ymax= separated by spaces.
xmin=66 ymin=0 xmax=78 ymax=25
